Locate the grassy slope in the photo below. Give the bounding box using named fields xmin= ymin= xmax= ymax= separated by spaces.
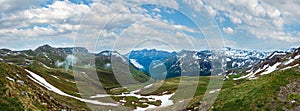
xmin=211 ymin=68 xmax=300 ymax=111
xmin=2 ymin=54 xmax=300 ymax=111
xmin=0 ymin=63 xmax=90 ymax=111
xmin=26 ymin=61 xmax=80 ymax=97
xmin=148 ymin=67 xmax=300 ymax=111
xmin=0 ymin=64 xmax=24 ymax=111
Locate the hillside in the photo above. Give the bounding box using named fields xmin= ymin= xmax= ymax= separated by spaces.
xmin=1 ymin=44 xmax=300 ymax=110
xmin=0 ymin=63 xmax=90 ymax=110
xmin=0 ymin=45 xmax=152 ymax=110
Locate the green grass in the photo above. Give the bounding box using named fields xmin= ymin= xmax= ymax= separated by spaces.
xmin=27 ymin=61 xmax=80 ymax=97
xmin=288 ymin=93 xmax=300 ymax=101
xmin=3 ymin=51 xmax=300 ymax=111
xmin=0 ymin=97 xmax=24 ymax=111
xmin=210 ymin=69 xmax=300 ymax=111
xmin=0 ymin=63 xmax=91 ymax=111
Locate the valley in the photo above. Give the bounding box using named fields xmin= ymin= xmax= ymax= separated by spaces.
xmin=1 ymin=45 xmax=300 ymax=110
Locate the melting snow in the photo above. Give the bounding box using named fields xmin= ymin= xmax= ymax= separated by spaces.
xmin=144 ymin=84 xmax=153 ymax=89
xmin=261 ymin=62 xmax=281 ymax=75
xmin=25 ymin=69 xmax=118 ymax=106
xmin=41 ymin=63 xmax=51 ymax=69
xmin=209 ymin=89 xmax=221 ymax=94
xmin=269 ymin=52 xmax=286 ymax=59
xmin=152 ymin=62 xmax=164 ymax=69
xmin=6 ymin=76 xmax=15 ymax=82
xmin=43 ymin=53 xmax=51 ymax=60
xmin=281 ymin=64 xmax=299 ymax=71
xmin=120 ymin=99 xmax=126 ymax=103
xmin=233 ymin=73 xmax=251 ymax=80
xmin=193 ymin=54 xmax=201 ymax=60
xmin=112 ymin=52 xmax=126 ymax=62
xmin=248 ymin=77 xmax=258 ymax=80
xmin=295 ymin=55 xmax=300 ymax=59
xmin=284 ymin=59 xmax=295 ymax=65
xmin=284 ymin=55 xmax=300 ymax=65
xmin=89 ymin=94 xmax=111 ymax=98
xmin=130 ymin=59 xmax=144 ymax=69
xmin=246 ymin=68 xmax=252 ymax=73
xmin=104 ymin=63 xmax=111 ymax=68
xmin=226 ymin=58 xmax=231 ymax=62
xmin=90 ymin=84 xmax=174 ymax=110
xmin=233 ymin=64 xmax=269 ymax=80
xmin=51 ymin=75 xmax=59 ymax=79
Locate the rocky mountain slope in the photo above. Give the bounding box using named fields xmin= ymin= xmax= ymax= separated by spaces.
xmin=126 ymin=47 xmax=272 ymax=79
xmin=232 ymin=47 xmax=300 ymax=80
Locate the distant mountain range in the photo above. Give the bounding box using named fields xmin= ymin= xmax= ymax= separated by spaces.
xmin=124 ymin=47 xmax=275 ymax=79
xmin=2 ymin=44 xmax=297 ymax=80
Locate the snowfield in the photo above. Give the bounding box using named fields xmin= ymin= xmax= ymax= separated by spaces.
xmin=130 ymin=59 xmax=144 ymax=69
xmin=281 ymin=64 xmax=299 ymax=71
xmin=90 ymin=83 xmax=174 ymax=110
xmin=25 ymin=69 xmax=174 ymax=109
xmin=25 ymin=69 xmax=118 ymax=106
xmin=261 ymin=62 xmax=281 ymax=75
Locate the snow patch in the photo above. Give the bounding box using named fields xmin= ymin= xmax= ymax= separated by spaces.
xmin=104 ymin=63 xmax=111 ymax=68
xmin=209 ymin=89 xmax=221 ymax=94
xmin=284 ymin=59 xmax=295 ymax=65
xmin=193 ymin=54 xmax=201 ymax=60
xmin=284 ymin=55 xmax=300 ymax=65
xmin=281 ymin=64 xmax=299 ymax=71
xmin=43 ymin=53 xmax=51 ymax=60
xmin=130 ymin=59 xmax=144 ymax=69
xmin=246 ymin=68 xmax=252 ymax=73
xmin=6 ymin=76 xmax=15 ymax=82
xmin=233 ymin=64 xmax=269 ymax=80
xmin=51 ymin=75 xmax=59 ymax=79
xmin=261 ymin=62 xmax=281 ymax=75
xmin=269 ymin=52 xmax=286 ymax=59
xmin=25 ymin=69 xmax=118 ymax=106
xmin=40 ymin=63 xmax=51 ymax=69
xmin=112 ymin=52 xmax=126 ymax=62
xmin=295 ymin=55 xmax=300 ymax=59
xmin=91 ymin=87 xmax=174 ymax=110
xmin=144 ymin=84 xmax=153 ymax=89
xmin=90 ymin=94 xmax=111 ymax=98
xmin=226 ymin=58 xmax=231 ymax=62
xmin=151 ymin=62 xmax=164 ymax=69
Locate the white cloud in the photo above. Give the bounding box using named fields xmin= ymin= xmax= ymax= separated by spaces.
xmin=131 ymin=0 xmax=179 ymax=9
xmin=105 ymin=20 xmax=206 ymax=54
xmin=0 ymin=0 xmax=42 ymax=13
xmin=153 ymin=8 xmax=161 ymax=13
xmin=0 ymin=0 xmax=299 ymax=52
xmin=173 ymin=25 xmax=196 ymax=33
xmin=0 ymin=1 xmax=90 ymax=29
xmin=201 ymin=0 xmax=300 ymax=43
xmin=0 ymin=0 xmax=204 ymax=53
xmin=223 ymin=27 xmax=234 ymax=35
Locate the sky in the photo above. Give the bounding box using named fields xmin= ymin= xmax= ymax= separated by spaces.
xmin=0 ymin=0 xmax=299 ymax=54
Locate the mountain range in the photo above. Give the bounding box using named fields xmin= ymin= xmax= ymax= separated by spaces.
xmin=1 ymin=44 xmax=300 ymax=110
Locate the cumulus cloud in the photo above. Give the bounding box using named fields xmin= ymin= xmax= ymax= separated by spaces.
xmin=0 ymin=0 xmax=43 ymax=13
xmin=0 ymin=0 xmax=299 ymax=52
xmin=201 ymin=0 xmax=300 ymax=43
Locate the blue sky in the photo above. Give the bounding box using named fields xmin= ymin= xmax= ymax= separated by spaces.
xmin=0 ymin=0 xmax=299 ymax=53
